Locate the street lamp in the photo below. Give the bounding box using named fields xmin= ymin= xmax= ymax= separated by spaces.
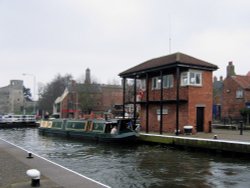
xmin=22 ymin=73 xmax=36 ymax=114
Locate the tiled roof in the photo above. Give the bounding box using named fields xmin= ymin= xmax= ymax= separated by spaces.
xmin=232 ymin=75 xmax=250 ymax=89
xmin=213 ymin=80 xmax=223 ymax=91
xmin=119 ymin=52 xmax=218 ymax=77
xmin=77 ymin=83 xmax=102 ymax=93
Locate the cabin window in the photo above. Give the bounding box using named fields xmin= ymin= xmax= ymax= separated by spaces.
xmin=181 ymin=70 xmax=202 ymax=86
xmin=156 ymin=108 xmax=168 ymax=121
xmin=139 ymin=79 xmax=146 ymax=90
xmin=181 ymin=72 xmax=188 ymax=86
xmin=152 ymin=77 xmax=160 ymax=90
xmin=163 ymin=74 xmax=173 ymax=88
xmin=236 ymin=89 xmax=244 ymax=99
xmin=152 ymin=75 xmax=173 ymax=90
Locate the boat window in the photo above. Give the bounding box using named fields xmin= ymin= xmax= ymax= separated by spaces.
xmin=92 ymin=122 xmax=105 ymax=132
xmin=67 ymin=121 xmax=86 ymax=130
xmin=104 ymin=123 xmax=117 ymax=133
xmin=52 ymin=121 xmax=62 ymax=128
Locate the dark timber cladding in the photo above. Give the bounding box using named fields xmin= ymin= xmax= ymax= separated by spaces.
xmin=119 ymin=52 xmax=218 ymax=135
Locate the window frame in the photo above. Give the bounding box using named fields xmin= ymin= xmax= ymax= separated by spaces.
xmin=236 ymin=89 xmax=244 ymax=99
xmin=181 ymin=70 xmax=202 ymax=86
xmin=139 ymin=79 xmax=146 ymax=91
xmin=163 ymin=74 xmax=174 ymax=88
xmin=152 ymin=74 xmax=174 ymax=90
xmin=152 ymin=77 xmax=161 ymax=90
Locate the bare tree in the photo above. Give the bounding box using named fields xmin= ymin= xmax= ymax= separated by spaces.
xmin=77 ymin=83 xmax=101 ymax=114
xmin=37 ymin=74 xmax=73 ymax=114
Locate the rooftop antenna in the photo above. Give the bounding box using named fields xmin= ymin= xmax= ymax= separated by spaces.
xmin=169 ymin=14 xmax=172 ymax=54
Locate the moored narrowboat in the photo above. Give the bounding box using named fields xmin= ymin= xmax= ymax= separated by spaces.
xmin=39 ymin=118 xmax=139 ymax=143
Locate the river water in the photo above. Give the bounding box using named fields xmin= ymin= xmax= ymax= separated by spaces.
xmin=0 ymin=128 xmax=250 ymax=188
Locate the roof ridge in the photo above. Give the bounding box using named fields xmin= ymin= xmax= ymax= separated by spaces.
xmin=231 ymin=75 xmax=250 ymax=89
xmin=119 ymin=52 xmax=218 ymax=77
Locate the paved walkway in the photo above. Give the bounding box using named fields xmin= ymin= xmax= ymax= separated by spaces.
xmin=185 ymin=128 xmax=250 ymax=142
xmin=0 ymin=138 xmax=109 ymax=188
xmin=0 ymin=141 xmax=61 ymax=188
xmin=139 ymin=128 xmax=250 ymax=154
xmin=141 ymin=128 xmax=250 ymax=143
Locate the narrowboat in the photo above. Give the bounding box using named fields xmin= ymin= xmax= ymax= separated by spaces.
xmin=38 ymin=118 xmax=139 ymax=143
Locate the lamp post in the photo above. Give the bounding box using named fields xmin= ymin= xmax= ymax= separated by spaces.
xmin=22 ymin=73 xmax=36 ymax=114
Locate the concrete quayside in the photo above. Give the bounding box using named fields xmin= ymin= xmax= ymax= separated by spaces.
xmin=0 ymin=138 xmax=110 ymax=188
xmin=139 ymin=128 xmax=250 ymax=154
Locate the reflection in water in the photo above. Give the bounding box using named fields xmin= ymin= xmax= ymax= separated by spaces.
xmin=206 ymin=162 xmax=250 ymax=188
xmin=0 ymin=128 xmax=250 ymax=188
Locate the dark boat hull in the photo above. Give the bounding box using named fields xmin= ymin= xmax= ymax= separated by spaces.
xmin=39 ymin=127 xmax=138 ymax=143
xmin=0 ymin=122 xmax=38 ymax=129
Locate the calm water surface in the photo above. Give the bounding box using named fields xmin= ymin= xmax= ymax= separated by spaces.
xmin=0 ymin=128 xmax=250 ymax=188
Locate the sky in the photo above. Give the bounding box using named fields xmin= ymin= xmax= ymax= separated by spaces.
xmin=1 ymin=0 xmax=250 ymax=99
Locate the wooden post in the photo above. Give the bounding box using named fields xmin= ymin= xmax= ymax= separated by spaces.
xmin=176 ymin=67 xmax=180 ymax=136
xmin=160 ymin=71 xmax=163 ymax=134
xmin=133 ymin=77 xmax=137 ymax=127
xmin=122 ymin=78 xmax=126 ymax=118
xmin=146 ymin=73 xmax=149 ymax=133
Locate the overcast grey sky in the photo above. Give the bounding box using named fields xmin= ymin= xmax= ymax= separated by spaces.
xmin=1 ymin=0 xmax=250 ymax=97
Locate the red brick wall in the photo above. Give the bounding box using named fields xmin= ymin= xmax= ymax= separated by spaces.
xmin=60 ymin=92 xmax=78 ymax=118
xmin=101 ymin=86 xmax=123 ymax=111
xmin=187 ymin=71 xmax=213 ymax=133
xmin=140 ymin=103 xmax=189 ymax=133
xmin=61 ymin=95 xmax=69 ymax=118
xmin=222 ymin=77 xmax=245 ymax=119
xmin=140 ymin=70 xmax=213 ymax=134
xmin=142 ymin=76 xmax=188 ymax=101
xmin=245 ymin=90 xmax=250 ymax=102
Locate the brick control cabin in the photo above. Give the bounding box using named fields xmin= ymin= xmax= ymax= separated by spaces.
xmin=119 ymin=52 xmax=218 ymax=134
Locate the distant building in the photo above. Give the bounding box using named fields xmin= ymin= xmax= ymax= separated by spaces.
xmin=53 ymin=69 xmax=123 ymax=118
xmin=119 ymin=52 xmax=218 ymax=134
xmin=0 ymin=80 xmax=36 ymax=115
xmin=0 ymin=80 xmax=24 ymax=114
xmin=221 ymin=62 xmax=250 ymax=121
xmin=213 ymin=76 xmax=223 ymax=120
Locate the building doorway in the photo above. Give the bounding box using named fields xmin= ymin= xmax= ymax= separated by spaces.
xmin=196 ymin=107 xmax=204 ymax=132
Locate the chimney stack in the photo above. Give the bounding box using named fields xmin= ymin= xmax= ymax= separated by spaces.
xmin=220 ymin=76 xmax=223 ymax=82
xmin=226 ymin=61 xmax=236 ymax=77
xmin=85 ymin=68 xmax=91 ymax=84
